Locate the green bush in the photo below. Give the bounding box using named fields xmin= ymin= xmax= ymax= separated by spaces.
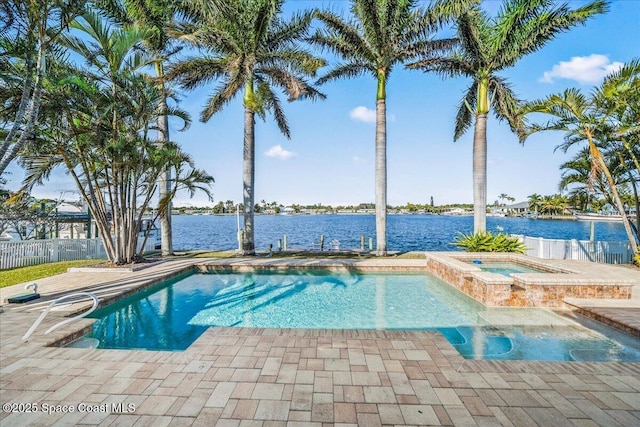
xmin=453 ymin=231 xmax=527 ymax=253
xmin=634 ymin=253 xmax=640 ymax=267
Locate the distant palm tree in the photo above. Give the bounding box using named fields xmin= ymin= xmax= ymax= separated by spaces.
xmin=527 ymin=193 xmax=542 ymax=214
xmin=408 ymin=0 xmax=607 ymax=233
xmin=559 ymin=147 xmax=612 ymax=211
xmin=311 ymin=0 xmax=471 ymax=255
xmin=498 ymin=193 xmax=514 ymax=206
xmin=170 ymin=0 xmax=325 ymax=254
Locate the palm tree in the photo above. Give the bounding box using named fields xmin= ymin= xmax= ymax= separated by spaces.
xmin=94 ymin=0 xmax=184 ymax=256
xmin=559 ymin=147 xmax=616 ymax=212
xmin=408 ymin=0 xmax=607 ymax=233
xmin=498 ymin=193 xmax=515 ymax=206
xmin=523 ymin=88 xmax=638 ymax=254
xmin=596 ymin=59 xmax=640 ymax=232
xmin=311 ymin=0 xmax=470 ymax=256
xmin=20 ymin=12 xmax=213 ymax=264
xmin=0 ymin=0 xmax=85 ymax=176
xmin=527 ymin=193 xmax=542 ymax=214
xmin=170 ymin=0 xmax=325 ymax=255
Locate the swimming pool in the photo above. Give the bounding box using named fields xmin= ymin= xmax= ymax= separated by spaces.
xmin=470 ymin=261 xmax=547 ymax=276
xmin=81 ymin=270 xmax=640 ymax=361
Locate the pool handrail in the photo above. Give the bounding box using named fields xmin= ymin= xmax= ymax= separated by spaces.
xmin=22 ymin=292 xmax=99 ymax=341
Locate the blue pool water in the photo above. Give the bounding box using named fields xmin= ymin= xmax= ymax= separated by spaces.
xmin=471 ymin=262 xmax=547 ymax=276
xmin=85 ymin=270 xmax=640 ymax=362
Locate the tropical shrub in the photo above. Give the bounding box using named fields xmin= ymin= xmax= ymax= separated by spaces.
xmin=453 ymin=231 xmax=527 ymax=253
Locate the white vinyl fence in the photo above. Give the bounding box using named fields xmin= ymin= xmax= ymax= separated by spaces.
xmin=0 ymin=237 xmax=158 ymax=270
xmin=516 ymin=235 xmax=635 ymax=264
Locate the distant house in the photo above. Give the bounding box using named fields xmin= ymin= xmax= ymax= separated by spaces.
xmin=495 ymin=201 xmax=531 ymax=216
xmin=442 ymin=208 xmax=471 ymax=216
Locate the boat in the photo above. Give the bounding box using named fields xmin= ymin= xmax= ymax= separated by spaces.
xmin=573 ymin=212 xmax=625 ymax=222
xmin=0 ymin=232 xmax=13 ymax=241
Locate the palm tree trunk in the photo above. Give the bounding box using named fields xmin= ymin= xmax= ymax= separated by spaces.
xmin=155 ymin=61 xmax=173 ymax=256
xmin=375 ymin=97 xmax=387 ymax=256
xmin=473 ymin=113 xmax=488 ymax=233
xmin=0 ymin=54 xmax=34 ymax=167
xmin=0 ymin=40 xmax=45 ymax=176
xmin=242 ymin=82 xmax=256 ymax=255
xmin=587 ymin=134 xmax=638 ymax=253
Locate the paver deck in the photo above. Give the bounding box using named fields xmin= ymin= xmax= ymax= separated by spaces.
xmin=1 ymin=256 xmax=640 ymax=426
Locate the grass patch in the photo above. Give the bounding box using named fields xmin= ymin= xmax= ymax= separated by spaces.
xmin=0 ymin=259 xmax=105 ymax=288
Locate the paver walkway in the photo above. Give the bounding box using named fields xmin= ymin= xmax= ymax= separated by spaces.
xmin=1 ymin=257 xmax=639 ymax=426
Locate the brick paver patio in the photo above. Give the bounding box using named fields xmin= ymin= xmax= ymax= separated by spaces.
xmin=1 ymin=256 xmax=639 ymax=426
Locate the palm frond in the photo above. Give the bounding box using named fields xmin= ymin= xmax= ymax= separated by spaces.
xmin=396 ymin=37 xmax=458 ymax=63
xmin=454 ymin=82 xmax=477 ymax=141
xmin=407 ymin=54 xmax=473 ymax=79
xmin=311 ymin=10 xmax=375 ymax=64
xmin=316 ymin=62 xmax=372 ymax=85
xmin=256 ymin=80 xmax=290 ymax=138
xmin=496 ymin=1 xmax=608 ymax=68
xmin=455 ymin=6 xmax=489 ymax=66
xmin=489 ymin=76 xmax=524 ymax=141
xmin=200 ymin=73 xmax=245 ymax=122
xmin=259 ymin=66 xmax=326 ymax=102
xmin=167 ymin=56 xmax=230 ymax=89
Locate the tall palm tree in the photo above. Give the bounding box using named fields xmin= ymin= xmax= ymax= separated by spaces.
xmin=523 ymin=88 xmax=638 ymax=254
xmin=311 ymin=0 xmax=471 ymax=256
xmin=94 ymin=0 xmax=184 ymax=256
xmin=170 ymin=0 xmax=325 ymax=255
xmin=408 ymin=0 xmax=607 ymax=233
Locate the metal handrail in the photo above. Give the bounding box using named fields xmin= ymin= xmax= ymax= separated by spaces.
xmin=22 ymin=292 xmax=99 ymax=341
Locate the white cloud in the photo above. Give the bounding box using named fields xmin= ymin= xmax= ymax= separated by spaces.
xmin=539 ymin=54 xmax=623 ymax=85
xmin=352 ymin=155 xmax=366 ymax=163
xmin=265 ymin=144 xmax=296 ymax=160
xmin=349 ymin=106 xmax=376 ymax=123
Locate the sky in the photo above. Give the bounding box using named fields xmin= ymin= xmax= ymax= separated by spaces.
xmin=4 ymin=0 xmax=640 ymax=207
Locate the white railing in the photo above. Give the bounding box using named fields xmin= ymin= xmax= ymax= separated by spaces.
xmin=0 ymin=235 xmax=158 ymax=270
xmin=516 ymin=235 xmax=635 ymax=264
xmin=0 ymin=238 xmax=106 ymax=270
xmin=22 ymin=292 xmax=99 ymax=341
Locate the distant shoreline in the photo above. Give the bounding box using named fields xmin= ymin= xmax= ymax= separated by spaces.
xmin=171 ymin=212 xmax=578 ymax=220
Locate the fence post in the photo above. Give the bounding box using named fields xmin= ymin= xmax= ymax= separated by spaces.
xmin=52 ymin=238 xmax=59 ymax=262
xmin=569 ymin=239 xmax=580 ymax=260
xmin=538 ymin=237 xmax=544 ymax=258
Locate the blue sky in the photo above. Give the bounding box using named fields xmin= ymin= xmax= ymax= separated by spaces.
xmin=5 ymin=0 xmax=640 ymax=207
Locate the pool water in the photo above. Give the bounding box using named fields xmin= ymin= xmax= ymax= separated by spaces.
xmin=471 ymin=261 xmax=547 ymax=276
xmin=83 ymin=270 xmax=640 ymax=362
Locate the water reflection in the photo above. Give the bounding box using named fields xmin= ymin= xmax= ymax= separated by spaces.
xmin=87 ymin=271 xmax=640 ymax=361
